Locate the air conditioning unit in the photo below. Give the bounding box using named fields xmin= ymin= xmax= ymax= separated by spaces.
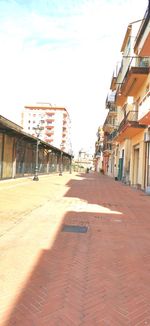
xmin=144 ymin=131 xmax=150 ymax=142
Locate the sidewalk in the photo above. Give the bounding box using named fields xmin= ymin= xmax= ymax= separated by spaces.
xmin=0 ymin=172 xmax=150 ymax=325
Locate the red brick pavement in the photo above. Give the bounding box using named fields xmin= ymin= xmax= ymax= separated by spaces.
xmin=1 ymin=172 xmax=150 ymax=326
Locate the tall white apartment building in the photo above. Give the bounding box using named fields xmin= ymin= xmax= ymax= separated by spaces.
xmin=22 ymin=103 xmax=72 ymax=154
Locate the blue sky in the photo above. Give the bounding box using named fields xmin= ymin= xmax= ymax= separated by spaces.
xmin=0 ymin=0 xmax=148 ymax=154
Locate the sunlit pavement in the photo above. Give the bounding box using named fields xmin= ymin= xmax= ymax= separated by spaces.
xmin=0 ymin=172 xmax=150 ymax=326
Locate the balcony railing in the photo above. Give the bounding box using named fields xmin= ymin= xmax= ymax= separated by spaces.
xmin=104 ymin=118 xmax=118 ymax=128
xmin=46 ymin=131 xmax=54 ymax=136
xmin=44 ymin=138 xmax=53 ymax=143
xmin=46 ymin=112 xmax=55 ymax=117
xmin=121 ymin=56 xmax=150 ymax=86
xmin=46 ymin=126 xmax=54 ymax=130
xmin=118 ymin=110 xmax=138 ymax=133
xmin=134 ymin=4 xmax=150 ymax=51
xmin=109 ymin=107 xmax=117 ymax=113
xmin=105 ymin=91 xmax=116 ymax=109
xmin=115 ymin=56 xmax=150 ymax=95
xmin=107 ymin=129 xmax=118 ymax=141
xmin=46 ymin=119 xmax=55 ymax=123
xmin=135 ymin=57 xmax=150 ymax=68
xmin=103 ymin=143 xmax=112 ymax=151
xmin=138 ymin=90 xmax=150 ymax=121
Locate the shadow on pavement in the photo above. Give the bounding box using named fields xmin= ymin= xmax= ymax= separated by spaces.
xmin=3 ymin=172 xmax=150 ymax=325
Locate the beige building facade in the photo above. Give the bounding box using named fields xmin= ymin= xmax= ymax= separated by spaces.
xmin=103 ymin=4 xmax=150 ymax=192
xmin=22 ymin=104 xmax=72 ymax=154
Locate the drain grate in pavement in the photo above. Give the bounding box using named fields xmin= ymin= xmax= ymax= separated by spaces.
xmin=62 ymin=224 xmax=88 ymax=233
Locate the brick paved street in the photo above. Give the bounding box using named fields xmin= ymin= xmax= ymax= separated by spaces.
xmin=0 ymin=172 xmax=150 ymax=326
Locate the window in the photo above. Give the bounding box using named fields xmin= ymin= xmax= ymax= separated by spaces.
xmin=126 ymin=36 xmax=131 ymax=55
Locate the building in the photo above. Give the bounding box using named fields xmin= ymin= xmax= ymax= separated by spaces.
xmin=94 ymin=126 xmax=104 ymax=172
xmin=0 ymin=115 xmax=72 ymax=180
xmin=102 ymin=2 xmax=150 ymax=192
xmin=73 ymin=148 xmax=94 ymax=172
xmin=22 ymin=103 xmax=72 ymax=154
xmin=103 ymin=92 xmax=118 ymax=176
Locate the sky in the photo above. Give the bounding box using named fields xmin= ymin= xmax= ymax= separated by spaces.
xmin=0 ymin=0 xmax=148 ymax=155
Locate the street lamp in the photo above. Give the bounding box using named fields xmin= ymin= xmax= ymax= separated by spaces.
xmin=70 ymin=153 xmax=73 ymax=174
xmin=33 ymin=124 xmax=42 ymax=181
xmin=59 ymin=143 xmax=64 ymax=176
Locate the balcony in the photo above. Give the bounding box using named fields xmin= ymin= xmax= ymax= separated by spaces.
xmin=115 ymin=110 xmax=145 ymax=142
xmin=46 ymin=131 xmax=54 ymax=136
xmin=46 ymin=119 xmax=55 ymax=123
xmin=107 ymin=129 xmax=118 ymax=142
xmin=110 ymin=63 xmax=121 ymax=91
xmin=105 ymin=91 xmax=116 ymax=110
xmin=103 ymin=117 xmax=117 ymax=133
xmin=46 ymin=126 xmax=54 ymax=130
xmin=103 ymin=124 xmax=114 ymax=133
xmin=95 ymin=151 xmax=102 ymax=158
xmin=134 ymin=5 xmax=150 ymax=56
xmin=119 ymin=57 xmax=150 ymax=97
xmin=44 ymin=138 xmax=53 ymax=143
xmin=108 ymin=107 xmax=117 ymax=116
xmin=138 ymin=91 xmax=150 ymax=125
xmin=46 ymin=112 xmax=55 ymax=117
xmin=103 ymin=143 xmax=112 ymax=154
xmin=110 ymin=74 xmax=117 ymax=91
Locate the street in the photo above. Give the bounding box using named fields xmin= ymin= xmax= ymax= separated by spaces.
xmin=0 ymin=172 xmax=150 ymax=325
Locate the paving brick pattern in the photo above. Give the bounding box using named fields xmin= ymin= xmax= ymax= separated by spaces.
xmin=0 ymin=173 xmax=150 ymax=325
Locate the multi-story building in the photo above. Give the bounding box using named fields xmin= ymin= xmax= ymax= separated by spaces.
xmin=0 ymin=114 xmax=72 ymax=179
xmin=134 ymin=5 xmax=150 ymax=192
xmin=22 ymin=103 xmax=72 ymax=154
xmin=73 ymin=148 xmax=94 ymax=172
xmin=102 ymin=2 xmax=150 ymax=192
xmin=103 ymin=92 xmax=118 ymax=176
xmin=94 ymin=126 xmax=104 ymax=172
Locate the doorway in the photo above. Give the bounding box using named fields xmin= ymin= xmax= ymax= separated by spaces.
xmin=146 ymin=142 xmax=150 ymax=189
xmin=133 ymin=146 xmax=140 ymax=186
xmin=118 ymin=149 xmax=124 ymax=180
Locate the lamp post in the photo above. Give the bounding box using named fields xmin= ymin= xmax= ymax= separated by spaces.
xmin=70 ymin=154 xmax=73 ymax=174
xmin=59 ymin=143 xmax=64 ymax=176
xmin=33 ymin=124 xmax=42 ymax=181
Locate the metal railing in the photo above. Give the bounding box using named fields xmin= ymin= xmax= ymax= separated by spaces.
xmin=107 ymin=129 xmax=118 ymax=141
xmin=103 ymin=143 xmax=112 ymax=151
xmin=135 ymin=57 xmax=150 ymax=68
xmin=118 ymin=110 xmax=138 ymax=133
xmin=121 ymin=56 xmax=150 ymax=87
xmin=105 ymin=92 xmax=116 ymax=109
xmin=116 ymin=56 xmax=150 ymax=92
xmin=138 ymin=90 xmax=150 ymax=121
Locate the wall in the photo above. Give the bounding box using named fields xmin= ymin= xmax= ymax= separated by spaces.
xmin=2 ymin=135 xmax=14 ymax=179
xmin=0 ymin=134 xmax=3 ymax=178
xmin=130 ymin=130 xmax=145 ymax=189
